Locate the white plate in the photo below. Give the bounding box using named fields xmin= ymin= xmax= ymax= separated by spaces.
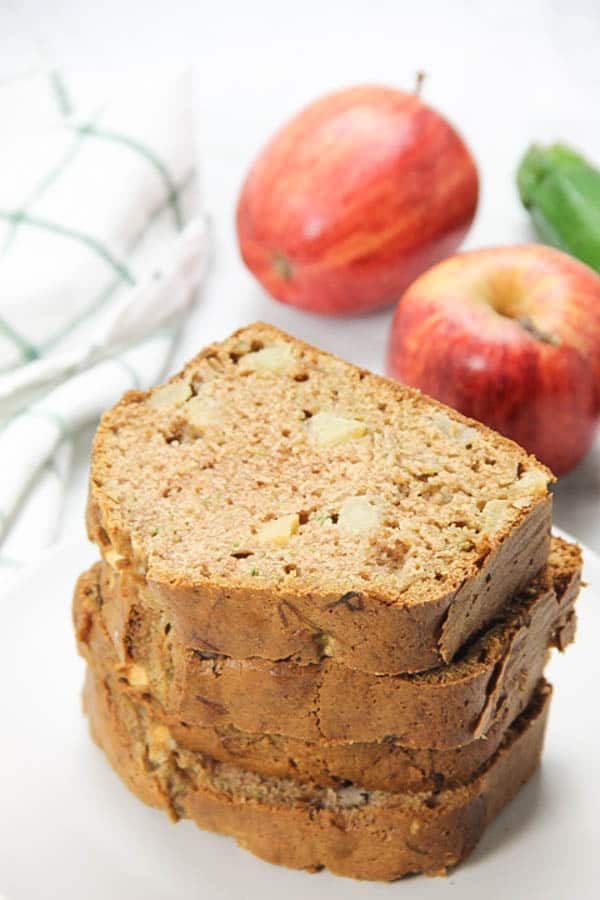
xmin=1 ymin=531 xmax=599 ymax=900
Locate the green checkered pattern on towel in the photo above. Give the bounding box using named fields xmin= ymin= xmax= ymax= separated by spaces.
xmin=0 ymin=68 xmax=206 ymax=584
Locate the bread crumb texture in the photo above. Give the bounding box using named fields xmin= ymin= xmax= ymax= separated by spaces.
xmin=91 ymin=324 xmax=551 ymax=600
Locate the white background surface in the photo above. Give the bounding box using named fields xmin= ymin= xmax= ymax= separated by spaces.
xmin=3 ymin=0 xmax=600 ymax=551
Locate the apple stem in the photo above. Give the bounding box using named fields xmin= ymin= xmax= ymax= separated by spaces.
xmin=517 ymin=316 xmax=561 ymax=346
xmin=414 ymin=70 xmax=426 ymax=97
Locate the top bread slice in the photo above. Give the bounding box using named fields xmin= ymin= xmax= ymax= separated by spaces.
xmin=88 ymin=323 xmax=552 ymax=675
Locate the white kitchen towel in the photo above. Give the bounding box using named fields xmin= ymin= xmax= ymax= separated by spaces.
xmin=0 ymin=69 xmax=210 ymax=588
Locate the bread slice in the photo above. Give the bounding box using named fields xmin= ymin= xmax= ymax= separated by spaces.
xmin=87 ymin=323 xmax=552 ymax=676
xmin=83 ymin=666 xmax=551 ymax=881
xmin=74 ymin=537 xmax=580 ymax=748
xmin=76 ymin=562 xmax=538 ymax=794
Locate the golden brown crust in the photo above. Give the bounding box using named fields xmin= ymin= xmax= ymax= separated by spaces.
xmin=93 ymin=494 xmax=552 ymax=676
xmin=76 ymin=563 xmax=531 ymax=792
xmin=87 ymin=322 xmax=553 ymax=676
xmin=83 ymin=667 xmax=551 ymax=881
xmin=74 ymin=537 xmax=580 ymax=748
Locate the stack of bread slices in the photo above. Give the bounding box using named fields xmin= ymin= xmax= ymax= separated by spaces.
xmin=73 ymin=323 xmax=582 ymax=881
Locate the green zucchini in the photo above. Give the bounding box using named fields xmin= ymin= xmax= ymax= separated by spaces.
xmin=517 ymin=142 xmax=600 ymax=274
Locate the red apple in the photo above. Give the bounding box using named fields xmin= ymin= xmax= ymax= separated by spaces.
xmin=387 ymin=244 xmax=600 ymax=475
xmin=236 ymin=85 xmax=478 ymax=316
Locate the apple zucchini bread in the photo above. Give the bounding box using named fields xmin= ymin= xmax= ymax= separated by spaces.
xmin=83 ymin=665 xmax=551 ymax=881
xmin=74 ymin=537 xmax=580 ymax=750
xmin=76 ymin=323 xmax=579 ymax=881
xmin=88 ymin=323 xmax=552 ymax=675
